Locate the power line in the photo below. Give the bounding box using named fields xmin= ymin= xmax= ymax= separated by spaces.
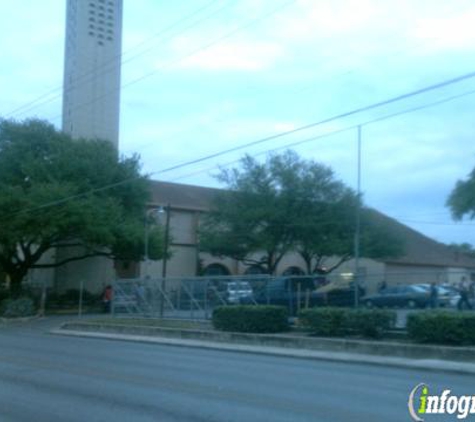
xmin=3 ymin=73 xmax=475 ymax=221
xmin=45 ymin=0 xmax=296 ymax=123
xmin=3 ymin=0 xmax=231 ymax=119
xmin=399 ymin=219 xmax=475 ymax=227
xmin=166 ymin=85 xmax=475 ymax=181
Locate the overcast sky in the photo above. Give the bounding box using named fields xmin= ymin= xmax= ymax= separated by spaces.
xmin=1 ymin=0 xmax=475 ymax=246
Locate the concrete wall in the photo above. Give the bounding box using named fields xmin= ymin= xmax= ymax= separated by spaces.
xmin=384 ymin=264 xmax=447 ymax=286
xmin=54 ymin=248 xmax=115 ymax=293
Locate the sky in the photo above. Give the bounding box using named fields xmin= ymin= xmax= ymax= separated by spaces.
xmin=0 ymin=0 xmax=475 ymax=246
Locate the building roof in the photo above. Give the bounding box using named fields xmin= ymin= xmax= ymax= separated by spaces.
xmin=149 ymin=180 xmax=475 ymax=269
xmin=369 ymin=210 xmax=475 ymax=269
xmin=149 ymin=180 xmax=219 ymax=212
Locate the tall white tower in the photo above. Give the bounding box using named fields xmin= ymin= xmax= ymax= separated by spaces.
xmin=62 ymin=0 xmax=123 ymax=147
xmin=56 ymin=0 xmax=124 ymax=293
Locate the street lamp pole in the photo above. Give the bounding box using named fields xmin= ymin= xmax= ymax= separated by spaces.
xmin=143 ymin=213 xmax=150 ymax=278
xmin=161 ymin=203 xmax=171 ymax=279
xmin=144 ymin=208 xmax=160 ymax=279
xmin=354 ymin=125 xmax=362 ymax=308
xmin=159 ymin=204 xmax=171 ymax=318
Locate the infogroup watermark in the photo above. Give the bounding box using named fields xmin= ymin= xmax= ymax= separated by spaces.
xmin=408 ymin=383 xmax=475 ymax=421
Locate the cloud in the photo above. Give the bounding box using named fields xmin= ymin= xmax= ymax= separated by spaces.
xmin=171 ymin=40 xmax=282 ymax=72
xmin=410 ymin=7 xmax=475 ymax=52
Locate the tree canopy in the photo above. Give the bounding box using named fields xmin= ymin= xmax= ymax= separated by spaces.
xmin=199 ymin=151 xmax=403 ymax=275
xmin=447 ymin=166 xmax=475 ymax=220
xmin=447 ymin=242 xmax=475 ymax=258
xmin=0 ymin=118 xmax=164 ymax=288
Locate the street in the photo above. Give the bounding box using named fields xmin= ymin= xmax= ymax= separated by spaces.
xmin=0 ymin=318 xmax=473 ymax=422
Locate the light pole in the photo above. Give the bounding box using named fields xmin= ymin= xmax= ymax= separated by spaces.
xmin=354 ymin=125 xmax=362 ymax=308
xmin=159 ymin=203 xmax=171 ymax=318
xmin=143 ymin=208 xmax=160 ymax=279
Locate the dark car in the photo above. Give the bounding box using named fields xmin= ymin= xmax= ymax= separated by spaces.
xmin=241 ymin=276 xmax=316 ymax=315
xmin=362 ymin=285 xmax=430 ymax=308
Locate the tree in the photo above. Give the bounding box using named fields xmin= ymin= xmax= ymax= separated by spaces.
xmin=0 ymin=118 xmax=164 ymax=291
xmin=447 ymin=166 xmax=475 ymax=220
xmin=199 ymin=151 xmax=403 ymax=275
xmin=447 ymin=242 xmax=475 ymax=258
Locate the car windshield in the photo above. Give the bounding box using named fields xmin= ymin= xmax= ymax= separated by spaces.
xmin=228 ymin=282 xmax=251 ymax=290
xmin=410 ymin=286 xmax=428 ymax=293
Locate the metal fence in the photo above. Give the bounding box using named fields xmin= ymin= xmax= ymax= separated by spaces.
xmin=109 ymin=270 xmax=475 ymax=319
xmin=111 ymin=274 xmax=353 ymax=319
xmin=18 ymin=269 xmax=474 ymax=319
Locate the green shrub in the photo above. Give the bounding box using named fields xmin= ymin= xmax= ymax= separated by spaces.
xmin=299 ymin=307 xmax=346 ymax=336
xmin=345 ymin=309 xmax=396 ymax=339
xmin=407 ymin=311 xmax=475 ymax=346
xmin=298 ymin=307 xmax=396 ymax=339
xmin=1 ymin=297 xmax=36 ymax=318
xmin=212 ymin=305 xmax=289 ymax=333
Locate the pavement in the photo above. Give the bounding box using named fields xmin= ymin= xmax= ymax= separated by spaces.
xmin=1 ymin=318 xmax=473 ymax=422
xmin=48 ymin=315 xmax=475 ymax=376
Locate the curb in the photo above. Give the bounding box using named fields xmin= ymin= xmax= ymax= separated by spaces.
xmin=51 ymin=326 xmax=475 ymax=375
xmin=0 ymin=314 xmax=42 ymax=324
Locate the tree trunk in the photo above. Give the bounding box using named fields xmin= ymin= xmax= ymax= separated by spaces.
xmin=8 ymin=269 xmax=28 ymax=297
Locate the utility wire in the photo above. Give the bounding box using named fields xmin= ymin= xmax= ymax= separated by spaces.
xmin=45 ymin=0 xmax=296 ymax=123
xmin=3 ymin=75 xmax=475 ymax=221
xmin=168 ymin=86 xmax=475 ymax=183
xmin=161 ymin=82 xmax=475 ymax=179
xmin=3 ymin=0 xmax=230 ymax=119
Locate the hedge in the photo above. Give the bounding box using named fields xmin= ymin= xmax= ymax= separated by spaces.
xmin=407 ymin=311 xmax=475 ymax=346
xmin=298 ymin=307 xmax=346 ymax=336
xmin=212 ymin=305 xmax=289 ymax=333
xmin=299 ymin=307 xmax=396 ymax=339
xmin=0 ymin=297 xmax=36 ymax=318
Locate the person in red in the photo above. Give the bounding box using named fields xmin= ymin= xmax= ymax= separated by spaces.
xmin=102 ymin=285 xmax=113 ymax=313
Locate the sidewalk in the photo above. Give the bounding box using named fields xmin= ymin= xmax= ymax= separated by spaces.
xmin=51 ymin=321 xmax=475 ymax=375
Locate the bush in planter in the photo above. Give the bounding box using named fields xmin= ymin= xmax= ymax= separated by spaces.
xmin=407 ymin=311 xmax=475 ymax=346
xmin=344 ymin=309 xmax=396 ymax=339
xmin=298 ymin=307 xmax=396 ymax=339
xmin=1 ymin=297 xmax=36 ymax=318
xmin=212 ymin=305 xmax=289 ymax=333
xmin=298 ymin=307 xmax=346 ymax=336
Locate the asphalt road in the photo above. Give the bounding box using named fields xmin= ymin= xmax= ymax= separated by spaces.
xmin=0 ymin=318 xmax=472 ymax=422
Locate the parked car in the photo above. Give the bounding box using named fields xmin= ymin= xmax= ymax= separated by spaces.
xmin=412 ymin=284 xmax=453 ymax=307
xmin=439 ymin=284 xmax=462 ymax=308
xmin=362 ymin=285 xmax=430 ymax=308
xmin=224 ymin=281 xmax=254 ymax=304
xmin=311 ymin=278 xmax=362 ymax=307
xmin=240 ymin=276 xmax=316 ymax=314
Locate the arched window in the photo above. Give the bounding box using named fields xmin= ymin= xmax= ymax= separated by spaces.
xmin=244 ymin=265 xmax=267 ymax=275
xmin=282 ymin=266 xmax=305 ymax=276
xmin=202 ymin=263 xmax=230 ymax=277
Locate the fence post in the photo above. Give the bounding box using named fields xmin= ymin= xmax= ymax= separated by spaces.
xmin=190 ymin=281 xmax=195 ymax=320
xmin=204 ymin=279 xmax=209 ymax=320
xmin=39 ymin=280 xmax=46 ymax=317
xmin=297 ymin=282 xmax=301 ymax=314
xmin=78 ymin=280 xmax=84 ymax=318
